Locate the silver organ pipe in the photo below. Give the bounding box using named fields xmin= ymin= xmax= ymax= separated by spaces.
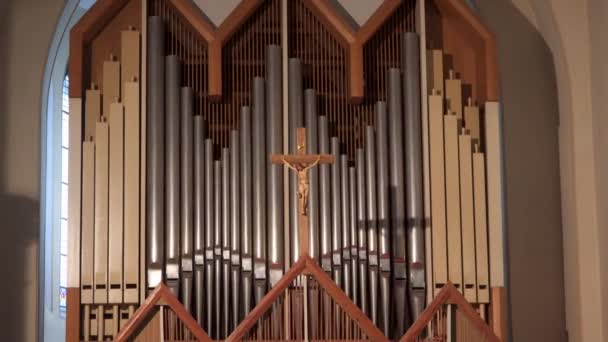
xmin=252 ymin=77 xmax=267 ymax=304
xmin=240 ymin=106 xmax=253 ymax=318
xmin=331 ymin=137 xmax=343 ymax=289
xmin=305 ymin=89 xmax=320 ymax=260
xmin=319 ymin=115 xmax=332 ymax=273
xmin=288 ymin=58 xmax=304 ymax=265
xmin=229 ymin=130 xmax=241 ymax=328
xmin=180 ymin=86 xmax=194 ymax=313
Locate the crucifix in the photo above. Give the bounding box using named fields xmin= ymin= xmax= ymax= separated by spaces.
xmin=270 ymin=127 xmax=335 ymax=257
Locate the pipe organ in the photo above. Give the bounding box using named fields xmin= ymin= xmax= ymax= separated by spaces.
xmin=66 ymin=0 xmax=506 ymax=341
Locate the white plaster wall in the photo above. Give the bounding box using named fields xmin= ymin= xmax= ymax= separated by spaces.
xmin=499 ymin=0 xmax=608 ymax=341
xmin=0 ymin=0 xmax=65 ymax=341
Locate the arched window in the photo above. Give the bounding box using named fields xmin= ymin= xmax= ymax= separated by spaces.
xmin=41 ymin=2 xmax=95 ymax=341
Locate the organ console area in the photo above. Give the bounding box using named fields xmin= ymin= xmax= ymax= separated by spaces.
xmin=66 ymin=0 xmax=507 ymax=341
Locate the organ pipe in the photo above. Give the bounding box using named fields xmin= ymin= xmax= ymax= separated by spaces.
xmin=204 ymin=138 xmax=214 ymax=334
xmin=240 ymin=106 xmax=253 ymax=317
xmin=340 ymin=154 xmax=352 ymax=299
xmin=356 ymin=148 xmax=369 ymax=316
xmin=252 ymin=77 xmax=267 ymax=304
xmin=366 ymin=125 xmax=379 ymax=326
xmin=288 ymin=58 xmax=304 ymax=265
xmin=349 ymin=165 xmax=359 ymax=307
xmin=193 ymin=114 xmax=204 ymax=324
xmin=331 ymin=137 xmax=343 ymax=288
xmin=214 ymin=159 xmax=222 ymax=338
xmin=376 ymin=101 xmax=392 ymax=335
xmin=266 ymin=45 xmax=284 ymax=285
xmin=180 ymin=86 xmax=193 ymax=313
xmin=305 ymin=89 xmax=319 ymax=260
xmin=221 ymin=148 xmax=231 ymax=337
xmin=388 ymin=68 xmax=408 ymax=335
xmin=145 ymin=16 xmax=164 ymax=290
xmin=402 ymin=32 xmax=426 ymax=321
xmin=319 ymin=116 xmax=332 ymax=273
xmin=229 ymin=130 xmax=241 ymax=327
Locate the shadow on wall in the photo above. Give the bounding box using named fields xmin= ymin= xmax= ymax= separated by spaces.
xmin=473 ymin=0 xmax=567 ymax=341
xmin=0 ymin=1 xmax=40 ymax=341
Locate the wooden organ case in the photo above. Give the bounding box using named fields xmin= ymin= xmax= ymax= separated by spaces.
xmin=66 ymin=0 xmax=507 ymax=341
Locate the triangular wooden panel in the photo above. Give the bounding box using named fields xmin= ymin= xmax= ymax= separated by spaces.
xmin=114 ymin=283 xmax=212 ymax=342
xmin=400 ymin=283 xmax=500 ymax=342
xmin=226 ymin=255 xmax=388 ymax=341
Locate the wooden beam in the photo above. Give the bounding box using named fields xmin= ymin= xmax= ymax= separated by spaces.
xmin=167 ymin=0 xmax=263 ymax=101
xmin=115 ymin=283 xmax=213 ymax=342
xmin=303 ymin=0 xmax=403 ymax=103
xmin=66 ymin=288 xmax=80 ymax=342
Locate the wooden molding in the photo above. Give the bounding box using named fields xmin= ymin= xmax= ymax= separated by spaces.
xmin=114 ymin=283 xmax=212 ymax=342
xmin=65 ymin=288 xmax=80 ymax=342
xmin=69 ymin=0 xmax=132 ymax=98
xmin=433 ymin=0 xmax=499 ymax=101
xmin=167 ymin=0 xmax=263 ymax=101
xmin=303 ymin=0 xmax=403 ymax=104
xmin=226 ymin=254 xmax=388 ymax=342
xmin=490 ymin=286 xmax=507 ymax=342
xmin=400 ymin=282 xmax=501 ymax=342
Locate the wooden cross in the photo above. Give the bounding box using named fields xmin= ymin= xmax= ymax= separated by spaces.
xmin=270 ymin=127 xmax=334 ymax=257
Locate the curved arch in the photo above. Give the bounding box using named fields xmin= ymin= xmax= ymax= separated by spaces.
xmin=39 ymin=1 xmax=93 ymax=341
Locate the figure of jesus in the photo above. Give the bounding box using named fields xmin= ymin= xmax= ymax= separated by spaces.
xmin=281 ymin=155 xmax=321 ymax=216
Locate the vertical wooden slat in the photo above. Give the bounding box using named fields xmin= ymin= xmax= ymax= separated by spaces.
xmin=445 ymin=70 xmax=463 ymax=119
xmin=124 ymin=81 xmax=140 ymax=303
xmin=85 ymin=88 xmax=101 ymax=140
xmin=428 ymin=93 xmax=447 ymax=295
xmin=102 ymin=59 xmax=121 ymax=115
xmin=473 ymin=148 xmax=490 ymax=304
xmin=68 ymin=98 xmax=83 ymax=288
xmin=459 ymin=132 xmax=477 ymax=303
xmin=94 ymin=121 xmax=109 ymax=304
xmin=108 ymin=102 xmax=125 ymax=303
xmin=464 ymin=99 xmax=481 ymax=146
xmin=444 ymin=113 xmax=463 ymax=292
xmin=81 ymin=140 xmax=95 ymax=304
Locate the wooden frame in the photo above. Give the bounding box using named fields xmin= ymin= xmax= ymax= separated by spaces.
xmin=400 ymin=283 xmax=500 ymax=342
xmin=114 ymin=283 xmax=213 ymax=342
xmin=428 ymin=0 xmax=499 ymax=102
xmin=227 ymin=255 xmax=388 ymax=342
xmin=166 ymin=0 xmax=263 ymax=101
xmin=302 ymin=0 xmax=403 ymax=103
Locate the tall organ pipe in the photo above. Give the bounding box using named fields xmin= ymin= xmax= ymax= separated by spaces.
xmin=356 ymin=148 xmax=369 ymax=316
xmin=193 ymin=115 xmax=204 ymax=324
xmin=240 ymin=106 xmax=253 ymax=317
xmin=288 ymin=58 xmax=304 ymax=265
xmin=266 ymin=45 xmax=284 ymax=284
xmin=366 ymin=125 xmax=379 ymax=326
xmin=331 ymin=137 xmax=343 ymax=288
xmin=376 ymin=101 xmax=392 ymax=335
xmin=214 ymin=160 xmax=222 ymax=338
xmin=340 ymin=154 xmax=352 ymax=298
xmin=230 ymin=130 xmax=241 ymax=327
xmin=165 ymin=55 xmax=181 ymax=294
xmin=319 ymin=116 xmax=332 ymax=272
xmin=252 ymin=77 xmax=267 ymax=304
xmin=180 ymin=86 xmax=193 ymax=313
xmin=402 ymin=32 xmax=426 ymax=320
xmin=388 ymin=68 xmax=408 ymax=335
xmin=146 ymin=16 xmax=164 ymax=290
xmin=305 ymin=89 xmax=319 ymax=260
xmin=349 ymin=165 xmax=359 ymax=306
xmin=204 ymin=139 xmax=214 ymax=334
xmin=221 ymin=148 xmax=231 ymax=337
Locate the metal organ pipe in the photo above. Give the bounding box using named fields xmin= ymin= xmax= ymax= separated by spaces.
xmin=356 ymin=148 xmax=369 ymax=316
xmin=388 ymin=67 xmax=408 ymax=336
xmin=319 ymin=116 xmax=332 ymax=273
xmin=402 ymin=32 xmax=426 ymax=321
xmin=180 ymin=86 xmax=193 ymax=313
xmin=240 ymin=106 xmax=253 ymax=317
xmin=221 ymin=148 xmax=231 ymax=337
xmin=331 ymin=137 xmax=343 ymax=288
xmin=376 ymin=101 xmax=392 ymax=335
xmin=230 ymin=130 xmax=241 ymax=327
xmin=305 ymin=89 xmax=319 ymax=260
xmin=145 ymin=16 xmax=164 ymax=290
xmin=252 ymin=77 xmax=267 ymax=304
xmin=214 ymin=159 xmax=222 ymax=338
xmin=349 ymin=165 xmax=359 ymax=307
xmin=266 ymin=45 xmax=284 ymax=284
xmin=340 ymin=154 xmax=352 ymax=298
xmin=193 ymin=115 xmax=205 ymax=325
xmin=165 ymin=55 xmax=181 ymax=294
xmin=204 ymin=138 xmax=214 ymax=334
xmin=288 ymin=58 xmax=304 ymax=265
xmin=366 ymin=125 xmax=379 ymax=326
